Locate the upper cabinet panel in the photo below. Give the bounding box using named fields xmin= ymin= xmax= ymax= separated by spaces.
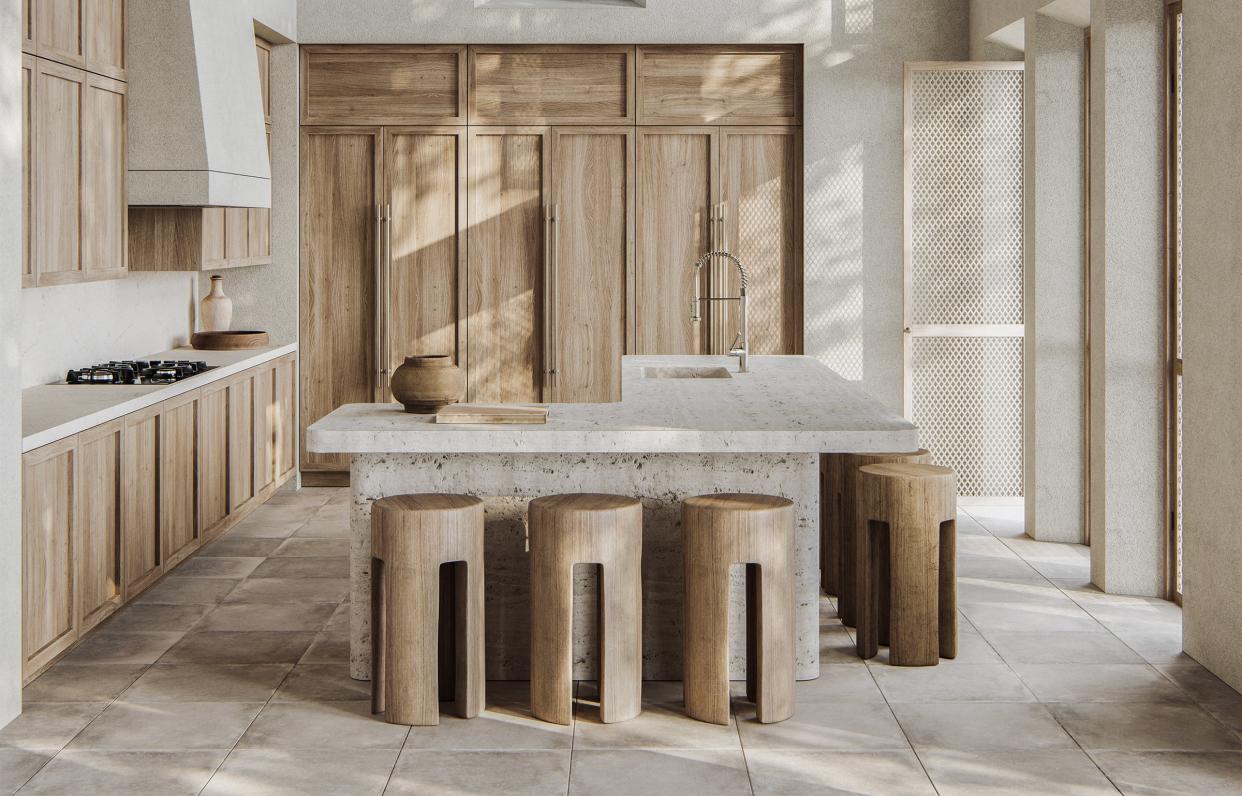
xmin=636 ymin=45 xmax=801 ymax=126
xmin=301 ymin=45 xmax=466 ymax=125
xmin=85 ymin=0 xmax=126 ymax=81
xmin=469 ymin=45 xmax=633 ymax=124
xmin=22 ymin=0 xmax=34 ymax=53
xmin=36 ymin=0 xmax=86 ymax=69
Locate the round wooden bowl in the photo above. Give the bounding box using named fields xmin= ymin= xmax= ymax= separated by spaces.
xmin=190 ymin=330 xmax=270 ymax=350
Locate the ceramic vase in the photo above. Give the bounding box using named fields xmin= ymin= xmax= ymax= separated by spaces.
xmin=200 ymin=275 xmax=233 ymax=332
xmin=389 ymin=355 xmax=465 ymax=414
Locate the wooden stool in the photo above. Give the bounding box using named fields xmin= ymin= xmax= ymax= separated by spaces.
xmin=837 ymin=449 xmax=931 ymax=627
xmin=371 ymin=494 xmax=485 ymax=725
xmin=683 ymin=493 xmax=795 ymax=725
xmin=529 ymin=493 xmax=642 ymax=725
xmin=854 ymin=464 xmax=957 ymax=665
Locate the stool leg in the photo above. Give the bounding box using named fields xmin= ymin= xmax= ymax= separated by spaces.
xmin=889 ymin=520 xmax=938 ymax=667
xmin=856 ymin=520 xmax=884 ymax=659
xmin=939 ymin=519 xmax=957 ymax=659
xmin=457 ymin=558 xmax=486 ymax=717
xmin=840 ymin=503 xmax=858 ymax=627
xmin=685 ymin=561 xmax=731 ymax=725
xmin=755 ymin=561 xmax=795 ymax=723
xmin=371 ymin=557 xmax=386 ymax=716
xmin=385 ymin=561 xmax=442 ymax=725
xmin=745 ymin=563 xmax=758 ymax=704
xmin=599 ymin=561 xmax=642 ymax=723
xmin=531 ymin=561 xmax=574 ymax=725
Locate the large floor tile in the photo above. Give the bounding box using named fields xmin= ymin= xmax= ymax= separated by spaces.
xmin=1091 ymin=750 xmax=1242 ymax=795
xmin=133 ymin=577 xmax=240 ymax=605
xmin=0 ymin=747 xmax=52 ymax=793
xmin=1110 ymin=629 xmax=1191 ymax=666
xmin=122 ymin=664 xmax=291 ymax=703
xmin=734 ymin=700 xmax=909 ymax=751
xmin=573 ymin=704 xmax=739 ymax=750
xmin=0 ymin=703 xmax=108 ymax=751
xmin=919 ymin=749 xmax=1119 ymax=795
xmin=387 ymin=750 xmax=570 ymax=795
xmin=160 ymin=631 xmax=316 ymax=665
xmin=202 ymin=748 xmax=399 ymax=796
xmin=747 ymin=750 xmax=937 ymax=796
xmin=271 ymin=665 xmax=371 ymax=702
xmin=820 ymin=626 xmax=866 ymax=665
xmin=197 ymin=602 xmax=337 ymax=633
xmin=225 ymin=519 xmax=304 ymax=539
xmin=403 ymin=702 xmax=573 ymax=751
xmin=18 ymin=749 xmax=227 ymax=796
xmin=982 ymin=630 xmax=1144 ymax=664
xmin=1049 ymin=702 xmax=1242 ymax=751
xmin=99 ymin=604 xmax=213 ymax=633
xmin=271 ymin=538 xmax=349 ymax=558
xmin=68 ymin=701 xmax=263 ymax=750
xmin=222 ymin=578 xmax=349 ymax=604
xmin=568 ymin=750 xmax=751 ymax=796
xmin=891 ymin=702 xmax=1075 ymax=751
xmin=960 ymin=601 xmax=1106 ymax=633
xmin=866 ymin=623 xmax=1002 ymax=665
xmin=870 ymin=663 xmax=1035 ymax=703
xmin=1013 ymin=664 xmax=1191 ymax=704
xmin=199 ymin=537 xmax=285 ymax=558
xmin=60 ymin=631 xmax=184 ymax=665
xmin=793 ymin=665 xmax=886 ymax=703
xmin=956 ymin=577 xmax=1077 ymax=606
xmin=1157 ymin=663 xmax=1242 ymax=705
xmin=956 ymin=555 xmax=1043 ymax=580
xmin=22 ymin=665 xmax=147 ymax=704
xmin=298 ymin=632 xmax=348 ymax=664
xmin=292 ymin=518 xmax=352 ymax=539
xmin=237 ymin=701 xmax=408 ymax=750
xmin=174 ymin=556 xmax=265 ymax=579
xmin=249 ymin=557 xmax=348 ymax=579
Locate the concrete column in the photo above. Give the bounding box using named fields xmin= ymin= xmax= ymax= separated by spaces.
xmin=1024 ymin=13 xmax=1088 ymax=544
xmin=1182 ymin=0 xmax=1242 ymax=693
xmin=1088 ymin=0 xmax=1167 ymax=595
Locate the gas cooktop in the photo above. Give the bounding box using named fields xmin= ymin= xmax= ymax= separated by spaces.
xmin=65 ymin=360 xmax=216 ymax=385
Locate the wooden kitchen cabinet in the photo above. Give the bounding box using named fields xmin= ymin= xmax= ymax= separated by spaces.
xmin=301 ymin=45 xmax=466 ymax=125
xmin=22 ymin=0 xmax=34 ymax=53
xmin=76 ymin=419 xmax=124 ymax=633
xmin=86 ymin=0 xmax=126 ymax=81
xmin=636 ymin=45 xmax=801 ymax=126
xmin=122 ymin=404 xmax=161 ymax=598
xmin=32 ymin=0 xmax=126 ymax=78
xmin=129 ymin=206 xmax=270 ymax=272
xmin=467 ymin=127 xmax=549 ymax=403
xmin=35 ymin=0 xmax=86 ymax=69
xmin=198 ymin=380 xmax=230 ymax=539
xmin=82 ymin=73 xmax=127 ymax=282
xmin=469 ymin=45 xmax=633 ymax=125
xmin=22 ymin=54 xmax=35 ymax=287
xmin=225 ymin=375 xmax=254 ymax=513
xmin=33 ymin=58 xmax=84 ymax=286
xmin=21 ymin=438 xmax=78 ymax=681
xmin=273 ymin=354 xmax=297 ymax=480
xmin=256 ymin=36 xmax=272 ymax=124
xmin=253 ymin=363 xmax=276 ymax=496
xmin=160 ymin=391 xmax=201 ymax=569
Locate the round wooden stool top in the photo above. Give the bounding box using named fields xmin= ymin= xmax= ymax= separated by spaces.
xmin=857 ymin=462 xmax=953 ymax=485
xmin=529 ymin=493 xmax=640 ymax=516
xmin=372 ymin=493 xmax=483 ymax=559
xmin=683 ymin=493 xmax=793 ymax=514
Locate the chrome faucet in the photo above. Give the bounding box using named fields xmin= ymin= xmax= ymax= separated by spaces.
xmin=690 ymin=250 xmax=749 ymax=373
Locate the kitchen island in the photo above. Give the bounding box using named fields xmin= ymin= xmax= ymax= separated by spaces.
xmin=307 ymin=355 xmax=918 ymax=681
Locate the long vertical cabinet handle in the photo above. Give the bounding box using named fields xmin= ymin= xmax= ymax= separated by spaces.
xmin=543 ymin=205 xmax=553 ymax=402
xmin=384 ymin=202 xmax=393 ymax=398
xmin=373 ymin=204 xmax=384 ymax=399
xmin=551 ymin=204 xmax=560 ymax=387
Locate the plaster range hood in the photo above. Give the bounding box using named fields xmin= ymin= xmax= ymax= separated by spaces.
xmin=127 ymin=0 xmax=270 ymax=207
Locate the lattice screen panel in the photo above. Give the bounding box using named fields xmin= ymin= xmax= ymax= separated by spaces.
xmin=908 ymin=69 xmax=1024 ymax=326
xmin=911 ymin=336 xmax=1024 ymax=497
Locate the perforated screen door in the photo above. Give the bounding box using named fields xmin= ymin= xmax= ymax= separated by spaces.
xmin=904 ymin=63 xmax=1025 ymax=498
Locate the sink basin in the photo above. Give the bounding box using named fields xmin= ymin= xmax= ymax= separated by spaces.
xmin=642 ymin=366 xmax=733 ymax=380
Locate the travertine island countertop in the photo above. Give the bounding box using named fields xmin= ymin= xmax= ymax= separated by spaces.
xmin=308 ymin=355 xmax=918 ymax=455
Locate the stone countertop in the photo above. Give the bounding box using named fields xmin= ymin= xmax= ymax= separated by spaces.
xmin=308 ymin=355 xmax=918 ymax=455
xmin=22 ymin=343 xmax=297 ymax=453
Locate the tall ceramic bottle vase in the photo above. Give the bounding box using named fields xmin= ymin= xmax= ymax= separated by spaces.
xmin=200 ymin=275 xmax=233 ymax=332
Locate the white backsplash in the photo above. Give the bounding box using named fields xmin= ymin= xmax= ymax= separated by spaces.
xmin=20 ymin=272 xmax=197 ymax=388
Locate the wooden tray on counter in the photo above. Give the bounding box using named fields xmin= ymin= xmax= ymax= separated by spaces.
xmin=435 ymin=404 xmax=549 ymax=424
xmin=190 ymin=331 xmax=270 ymax=350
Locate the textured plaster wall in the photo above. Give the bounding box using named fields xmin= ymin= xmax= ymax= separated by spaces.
xmin=1181 ymin=0 xmax=1242 ymax=694
xmin=0 ymin=0 xmax=22 ymax=728
xmin=1088 ymin=0 xmax=1166 ymax=596
xmin=294 ymin=0 xmax=971 ymax=413
xmin=1024 ymin=13 xmax=1086 ymax=543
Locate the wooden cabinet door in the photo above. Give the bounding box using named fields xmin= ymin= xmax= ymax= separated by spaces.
xmin=253 ymin=363 xmax=276 ymax=494
xmin=467 ymin=128 xmax=549 ymax=403
xmin=469 ymin=45 xmax=633 ymax=124
xmin=301 ymin=46 xmax=466 ymax=125
xmin=198 ymin=380 xmax=230 ymax=539
xmin=36 ymin=0 xmax=85 ymax=69
xmin=256 ymin=37 xmax=272 ymax=124
xmin=300 ymin=128 xmax=381 ymax=472
xmin=85 ymin=0 xmax=125 ymax=80
xmin=247 ymin=208 xmax=271 ymax=263
xmin=34 ymin=59 xmax=85 ymax=286
xmin=22 ymin=438 xmax=77 ymax=681
xmin=273 ymin=355 xmax=297 ymax=480
xmin=384 ymin=127 xmax=466 ymax=386
xmin=636 ymin=45 xmax=801 ymax=125
xmin=22 ymin=54 xmax=35 ymax=287
xmin=22 ymin=0 xmax=34 ymax=53
xmin=224 ymin=207 xmax=249 ymax=263
xmin=719 ymin=127 xmax=802 ymax=354
xmin=634 ymin=127 xmax=717 ymax=354
xmin=82 ymin=74 xmax=126 ymax=280
xmin=227 ymin=375 xmax=254 ymax=512
xmin=160 ymin=392 xmax=200 ymax=568
xmin=76 ymin=420 xmax=123 ymax=633
xmin=122 ymin=405 xmax=160 ymax=597
xmin=547 ymin=127 xmax=632 ymax=402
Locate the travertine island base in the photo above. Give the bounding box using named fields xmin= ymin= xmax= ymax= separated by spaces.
xmin=307 ymin=355 xmax=919 ymax=681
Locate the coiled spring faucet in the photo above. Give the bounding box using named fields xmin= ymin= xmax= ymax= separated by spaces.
xmin=690 ymin=251 xmax=749 ymax=373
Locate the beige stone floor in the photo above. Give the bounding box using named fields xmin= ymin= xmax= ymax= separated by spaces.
xmin=3 ymin=488 xmax=1241 ymax=795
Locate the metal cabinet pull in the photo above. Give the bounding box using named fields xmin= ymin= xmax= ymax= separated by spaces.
xmin=383 ymin=202 xmax=393 ymax=390
xmin=373 ymin=204 xmax=384 ymax=396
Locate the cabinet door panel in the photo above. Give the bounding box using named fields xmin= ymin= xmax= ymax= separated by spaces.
xmin=227 ymin=376 xmax=254 ymax=512
xmin=636 ymin=46 xmax=800 ymax=125
xmin=386 ymin=128 xmax=465 ymax=383
xmin=253 ymin=365 xmax=276 ymax=494
xmin=549 ymin=127 xmax=631 ymax=402
xmin=256 ymin=37 xmax=272 ymax=124
xmin=77 ymin=420 xmax=123 ymax=632
xmin=635 ymin=128 xmax=716 ymax=354
xmin=301 ymin=46 xmax=466 ymax=125
xmin=86 ymin=0 xmax=125 ymax=80
xmin=247 ymin=207 xmax=271 ymax=262
xmin=300 ymin=129 xmax=380 ymax=472
xmin=274 ymin=355 xmax=297 ymax=479
xmin=22 ymin=0 xmax=34 ymax=53
xmin=199 ymin=382 xmax=229 ymax=538
xmin=467 ymin=128 xmax=548 ymax=403
xmin=720 ymin=128 xmax=802 ymax=354
xmin=160 ymin=393 xmax=200 ymax=568
xmin=22 ymin=439 xmax=77 ymax=680
xmin=83 ymin=74 xmax=126 ymax=280
xmin=225 ymin=207 xmax=249 ymax=263
xmin=123 ymin=406 xmax=161 ymax=597
xmin=35 ymin=59 xmax=85 ymax=285
xmin=470 ymin=46 xmax=632 ymax=124
xmin=22 ymin=54 xmax=35 ymax=287
xmin=36 ymin=0 xmax=85 ymax=68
